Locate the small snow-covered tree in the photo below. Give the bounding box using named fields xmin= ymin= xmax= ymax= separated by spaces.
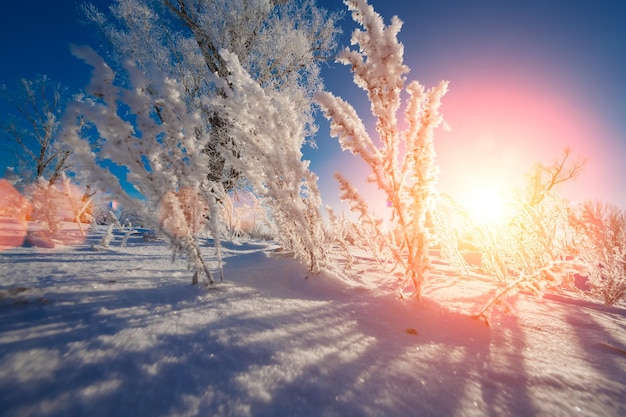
xmin=117 ymin=205 xmax=144 ymax=228
xmin=1 ymin=76 xmax=101 ymax=239
xmin=210 ymin=49 xmax=327 ymax=272
xmin=571 ymin=201 xmax=626 ymax=306
xmin=316 ymin=0 xmax=448 ymax=298
xmin=27 ymin=178 xmax=65 ymax=234
xmin=0 ymin=76 xmax=73 ymax=187
xmin=466 ymin=149 xmax=586 ymax=281
xmin=18 ymin=174 xmax=92 ymax=246
xmin=0 ymin=179 xmax=31 ymax=248
xmin=325 ymin=205 xmax=390 ymax=272
xmin=61 ymin=46 xmax=223 ymax=285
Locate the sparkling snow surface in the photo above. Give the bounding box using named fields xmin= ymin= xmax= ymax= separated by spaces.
xmin=1 ymin=224 xmax=625 ymax=417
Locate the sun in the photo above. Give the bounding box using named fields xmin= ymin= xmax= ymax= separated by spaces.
xmin=460 ymin=186 xmax=510 ymax=226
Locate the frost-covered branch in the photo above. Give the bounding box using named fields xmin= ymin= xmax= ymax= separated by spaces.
xmin=61 ymin=46 xmax=223 ymax=285
xmin=526 ymin=147 xmax=587 ymax=207
xmin=316 ymin=0 xmax=448 ymax=298
xmin=571 ymin=201 xmax=626 ymax=306
xmin=474 ymin=260 xmax=589 ymax=326
xmin=209 ymin=49 xmax=327 ymax=272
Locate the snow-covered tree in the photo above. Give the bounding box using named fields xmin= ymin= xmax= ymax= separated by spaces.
xmin=0 ymin=77 xmax=101 ymax=239
xmin=0 ymin=76 xmax=73 ymax=186
xmin=210 ymin=49 xmax=327 ymax=272
xmin=117 ymin=206 xmax=145 ymax=228
xmin=83 ymin=0 xmax=340 ymax=189
xmin=524 ymin=147 xmax=586 ymax=207
xmin=316 ymin=0 xmax=448 ymax=298
xmin=62 ymin=46 xmax=223 ymax=285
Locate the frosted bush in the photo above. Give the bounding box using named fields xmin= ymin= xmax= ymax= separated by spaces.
xmin=99 ymin=223 xmax=115 ymax=249
xmin=514 ymin=194 xmax=574 ymax=268
xmin=474 ymin=259 xmax=589 ymax=326
xmin=571 ymin=201 xmax=626 ymax=306
xmin=326 ymin=205 xmax=394 ymax=273
xmin=209 ymin=49 xmax=327 ymax=273
xmin=325 ymin=207 xmax=357 ymax=271
xmin=119 ymin=219 xmax=134 ymax=248
xmin=117 ymin=207 xmax=144 ymax=229
xmin=431 ymin=194 xmax=472 ymax=278
xmin=59 ymin=173 xmax=94 ymax=236
xmin=0 ymin=179 xmax=31 ymax=248
xmin=454 ymin=150 xmax=585 ymax=287
xmin=23 ymin=175 xmax=90 ymax=239
xmin=61 ymin=46 xmax=223 ymax=284
xmin=498 ymin=149 xmax=587 ymax=278
xmin=316 ymin=0 xmax=448 ymax=298
xmin=27 ymin=178 xmax=65 ymax=235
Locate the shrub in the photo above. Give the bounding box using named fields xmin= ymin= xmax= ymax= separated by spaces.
xmin=571 ymin=201 xmax=626 ymax=306
xmin=316 ymin=0 xmax=448 ymax=298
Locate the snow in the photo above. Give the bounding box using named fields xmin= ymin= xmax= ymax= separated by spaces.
xmin=1 ymin=223 xmax=625 ymax=417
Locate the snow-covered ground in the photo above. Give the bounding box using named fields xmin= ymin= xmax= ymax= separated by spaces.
xmin=1 ymin=223 xmax=625 ymax=417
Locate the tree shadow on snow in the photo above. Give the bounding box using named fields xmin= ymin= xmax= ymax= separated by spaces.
xmin=563 ymin=304 xmax=626 ymax=416
xmin=0 ymin=282 xmax=294 ymax=417
xmin=242 ymin=294 xmax=538 ymax=417
xmin=1 ymin=261 xmax=544 ymax=417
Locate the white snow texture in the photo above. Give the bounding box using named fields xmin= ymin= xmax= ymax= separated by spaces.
xmin=0 ymin=224 xmax=625 ymax=417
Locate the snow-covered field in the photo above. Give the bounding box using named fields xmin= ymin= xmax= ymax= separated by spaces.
xmin=1 ymin=223 xmax=625 ymax=417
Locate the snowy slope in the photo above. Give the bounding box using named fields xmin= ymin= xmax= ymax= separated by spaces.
xmin=0 ymin=225 xmax=625 ymax=417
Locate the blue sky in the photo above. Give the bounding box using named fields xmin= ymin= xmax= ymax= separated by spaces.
xmin=1 ymin=0 xmax=625 ymax=212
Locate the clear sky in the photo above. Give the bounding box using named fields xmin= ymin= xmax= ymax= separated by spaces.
xmin=1 ymin=0 xmax=625 ymax=215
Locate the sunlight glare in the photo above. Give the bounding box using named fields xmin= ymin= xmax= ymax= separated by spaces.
xmin=461 ymin=187 xmax=510 ymax=226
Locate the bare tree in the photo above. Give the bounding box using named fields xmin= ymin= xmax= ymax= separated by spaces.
xmin=525 ymin=146 xmax=586 ymax=207
xmin=0 ymin=75 xmax=72 ymax=186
